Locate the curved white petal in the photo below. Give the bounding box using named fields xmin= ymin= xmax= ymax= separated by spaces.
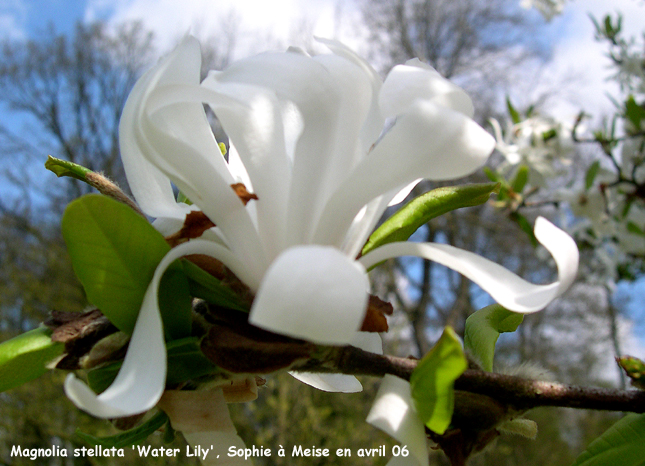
xmin=367 ymin=375 xmax=429 ymax=466
xmin=119 ymin=40 xmax=194 ymax=220
xmin=381 ymin=59 xmax=474 ymax=118
xmin=352 ymin=331 xmax=384 ymax=355
xmin=210 ymin=50 xmax=378 ymax=247
xmin=388 ymin=179 xmax=422 ymax=207
xmin=249 ymin=245 xmax=369 ymax=345
xmin=315 ymin=101 xmax=495 ymax=247
xmin=64 ymin=239 xmax=259 ymax=419
xmin=289 ymin=332 xmax=382 ymax=393
xmin=140 ymin=84 xmax=268 ymax=281
xmin=359 ymin=217 xmax=578 ymax=313
xmin=199 ymin=80 xmax=292 ymax=260
xmin=315 ymin=37 xmax=384 ymax=155
xmin=123 ymin=36 xmax=267 ymax=281
xmin=289 ymin=372 xmax=363 ymax=393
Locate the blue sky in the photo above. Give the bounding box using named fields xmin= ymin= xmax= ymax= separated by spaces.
xmin=3 ymin=0 xmax=643 ymax=120
xmin=2 ymin=0 xmax=644 ymax=351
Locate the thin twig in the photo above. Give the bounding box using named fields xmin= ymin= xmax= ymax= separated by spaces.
xmin=296 ymin=345 xmax=645 ymax=414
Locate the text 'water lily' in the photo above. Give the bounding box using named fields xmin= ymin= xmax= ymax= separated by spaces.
xmin=64 ymin=36 xmax=578 ymax=423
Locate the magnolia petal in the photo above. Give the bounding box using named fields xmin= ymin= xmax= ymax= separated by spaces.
xmin=311 ymin=53 xmax=375 ymax=200
xmin=208 ymin=52 xmax=342 ymax=247
xmin=64 ymin=247 xmax=181 ymax=418
xmin=289 ymin=372 xmax=363 ymax=393
xmin=64 ymin=239 xmax=259 ymax=419
xmin=315 ymin=101 xmax=495 ymax=247
xmin=352 ymin=331 xmax=384 ymax=355
xmin=388 ymin=179 xmax=423 ymax=207
xmin=315 ymin=37 xmax=384 ymax=155
xmin=289 ymin=332 xmax=381 ymax=393
xmin=119 ymin=40 xmax=194 ymax=220
xmin=341 ymin=198 xmax=385 ymax=258
xmin=126 ymin=37 xmax=267 ymax=277
xmin=359 ymin=217 xmax=578 ymax=313
xmin=381 ymin=59 xmax=474 ymax=118
xmin=367 ymin=375 xmax=429 ymax=466
xmin=199 ymin=80 xmax=291 ymax=260
xmin=249 ymin=245 xmax=369 ymax=345
xmin=141 ymin=85 xmax=268 ymax=281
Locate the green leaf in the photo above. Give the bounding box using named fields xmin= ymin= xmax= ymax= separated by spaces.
xmin=157 ymin=265 xmax=193 ymax=340
xmin=87 ymin=337 xmax=218 ymax=394
xmin=162 ymin=417 xmax=176 ymax=444
xmin=627 ymin=221 xmax=645 ymax=236
xmin=511 ymin=165 xmax=529 ymax=194
xmin=410 ymin=327 xmax=467 ymax=435
xmin=0 ymin=327 xmax=64 ymax=393
xmin=62 ymin=194 xmax=191 ymax=339
xmin=617 ymin=356 xmax=645 ymax=390
xmin=542 ymin=128 xmax=557 ymax=142
xmin=164 ymin=337 xmax=220 ymax=386
xmin=45 ymin=155 xmax=92 ymax=182
xmin=585 ymin=161 xmax=601 ymax=191
xmin=570 ymin=413 xmax=645 ymax=466
xmin=484 ymin=167 xmax=504 ymax=184
xmin=362 ymin=183 xmax=499 ymax=256
xmin=510 ymin=212 xmax=539 ymax=247
xmin=75 ymin=411 xmax=168 ymax=448
xmin=182 ymin=260 xmax=249 ymax=312
xmin=506 ymin=97 xmax=521 ymax=124
xmin=176 ymin=191 xmax=193 ymax=205
xmin=464 ymin=304 xmax=524 ymax=372
xmin=625 ymin=96 xmax=645 ymax=130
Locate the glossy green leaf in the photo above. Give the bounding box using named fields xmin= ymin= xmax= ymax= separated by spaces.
xmin=62 ymin=194 xmax=191 ymax=339
xmin=484 ymin=167 xmax=504 ymax=184
xmin=585 ymin=160 xmax=601 ymax=191
xmin=510 ymin=212 xmax=539 ymax=247
xmin=624 ymin=96 xmax=645 ymax=131
xmin=45 ymin=155 xmax=92 ymax=182
xmin=182 ymin=260 xmax=249 ymax=312
xmin=511 ymin=165 xmax=529 ymax=194
xmin=410 ymin=327 xmax=467 ymax=435
xmin=0 ymin=327 xmax=64 ymax=393
xmin=75 ymin=411 xmax=168 ymax=448
xmin=571 ymin=413 xmax=645 ymax=466
xmin=506 ymin=97 xmax=521 ymax=124
xmin=87 ymin=337 xmax=218 ymax=394
xmin=362 ymin=183 xmax=499 ymax=256
xmin=464 ymin=304 xmax=524 ymax=372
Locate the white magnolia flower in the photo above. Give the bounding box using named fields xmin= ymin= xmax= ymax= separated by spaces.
xmin=64 ymin=37 xmax=578 ymax=419
xmin=490 ymin=116 xmax=572 ymax=188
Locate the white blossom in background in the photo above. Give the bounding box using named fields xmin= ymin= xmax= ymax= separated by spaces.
xmin=61 ymin=37 xmax=579 ymax=460
xmin=520 ymin=0 xmax=566 ymax=21
xmin=490 ymin=115 xmax=573 ymax=187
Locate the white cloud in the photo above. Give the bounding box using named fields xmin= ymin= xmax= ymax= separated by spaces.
xmin=84 ymin=0 xmax=365 ymax=57
xmin=0 ymin=0 xmax=28 ymax=41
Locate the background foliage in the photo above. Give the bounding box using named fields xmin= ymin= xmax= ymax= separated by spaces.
xmin=0 ymin=1 xmax=642 ymax=464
